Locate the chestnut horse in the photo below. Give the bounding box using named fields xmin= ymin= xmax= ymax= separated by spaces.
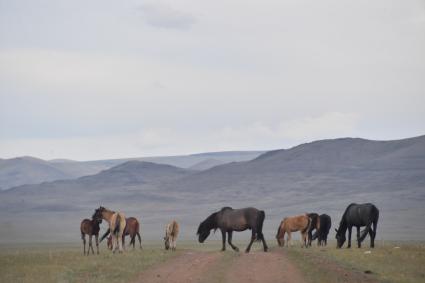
xmin=276 ymin=214 xmax=311 ymax=248
xmin=93 ymin=206 xmax=126 ymax=253
xmin=103 ymin=217 xmax=142 ymax=250
xmin=164 ymin=220 xmax=179 ymax=251
xmin=80 ymin=217 xmax=101 ymax=255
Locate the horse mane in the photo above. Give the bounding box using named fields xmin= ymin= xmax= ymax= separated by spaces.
xmin=220 ymin=207 xmax=233 ymax=212
xmin=197 ymin=212 xmax=218 ymax=235
xmin=336 ymin=203 xmax=357 ymax=234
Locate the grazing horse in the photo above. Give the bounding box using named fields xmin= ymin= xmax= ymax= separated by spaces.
xmin=197 ymin=207 xmax=268 ymax=253
xmin=312 ymin=214 xmax=332 ymax=246
xmin=80 ymin=217 xmax=101 ymax=255
xmin=276 ymin=214 xmax=311 ymax=248
xmin=102 ymin=217 xmax=142 ymax=250
xmin=335 ymin=203 xmax=379 ymax=248
xmin=93 ymin=206 xmax=126 ymax=253
xmin=307 ymin=213 xmax=320 ymax=246
xmin=164 ymin=220 xmax=179 ymax=251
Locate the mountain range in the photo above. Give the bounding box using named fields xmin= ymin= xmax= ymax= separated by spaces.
xmin=0 ymin=135 xmax=424 ymax=243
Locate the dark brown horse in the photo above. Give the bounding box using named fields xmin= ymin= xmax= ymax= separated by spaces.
xmin=307 ymin=213 xmax=320 ymax=246
xmin=80 ymin=217 xmax=101 ymax=255
xmin=102 ymin=217 xmax=142 ymax=250
xmin=197 ymin=207 xmax=268 ymax=253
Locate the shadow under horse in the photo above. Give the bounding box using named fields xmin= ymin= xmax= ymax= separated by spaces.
xmin=197 ymin=207 xmax=268 ymax=253
xmin=335 ymin=203 xmax=379 ymax=248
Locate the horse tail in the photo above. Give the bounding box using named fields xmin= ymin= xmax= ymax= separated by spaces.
xmin=256 ymin=210 xmax=265 ymax=241
xmin=276 ymin=223 xmax=282 ymax=239
xmin=359 ymin=222 xmax=372 ymax=242
xmin=100 ymin=229 xmax=110 ymax=242
xmin=114 ymin=217 xmax=121 ymax=235
xmin=302 ymin=215 xmax=311 ymax=234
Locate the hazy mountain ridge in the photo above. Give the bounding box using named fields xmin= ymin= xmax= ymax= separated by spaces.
xmin=0 ymin=135 xmax=424 ymax=242
xmin=0 ymin=151 xmax=264 ymax=190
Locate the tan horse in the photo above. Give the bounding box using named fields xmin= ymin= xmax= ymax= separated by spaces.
xmin=93 ymin=206 xmax=126 ymax=253
xmin=103 ymin=217 xmax=142 ymax=250
xmin=276 ymin=214 xmax=311 ymax=247
xmin=164 ymin=220 xmax=179 ymax=251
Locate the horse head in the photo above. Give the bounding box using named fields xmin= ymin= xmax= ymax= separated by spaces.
xmin=197 ymin=212 xmax=218 ymax=243
xmin=92 ymin=206 xmax=106 ymax=222
xmin=335 ymin=227 xmax=346 ymax=248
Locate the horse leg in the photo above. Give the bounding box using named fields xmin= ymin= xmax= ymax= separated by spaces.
xmin=122 ymin=234 xmax=126 ymax=251
xmin=95 ymin=234 xmax=99 ymax=255
xmin=245 ymin=230 xmax=256 ymax=253
xmin=260 ymin=232 xmax=268 ymax=252
xmin=220 ymin=229 xmax=226 ymax=251
xmin=301 ymin=231 xmax=306 ymax=248
xmin=227 ymin=231 xmax=239 ymax=252
xmin=370 ymin=221 xmax=377 ymax=248
xmin=288 ymin=232 xmax=292 ymax=247
xmin=89 ymin=235 xmax=94 ymax=255
xmin=137 ymin=232 xmax=142 ymax=249
xmin=82 ymin=234 xmax=86 ymax=255
xmin=118 ymin=233 xmax=124 ymax=253
xmin=131 ymin=235 xmax=136 ymax=250
xmin=356 ymin=226 xmax=361 ymax=248
xmin=347 ymin=226 xmax=352 ymax=248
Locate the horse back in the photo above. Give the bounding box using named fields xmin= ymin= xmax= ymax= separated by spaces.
xmin=345 ymin=203 xmax=379 ymax=226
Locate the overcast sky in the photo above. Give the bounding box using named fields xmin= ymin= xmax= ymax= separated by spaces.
xmin=0 ymin=0 xmax=424 ymax=161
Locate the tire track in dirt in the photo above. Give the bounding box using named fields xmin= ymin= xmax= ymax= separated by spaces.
xmin=133 ymin=250 xmax=222 ymax=283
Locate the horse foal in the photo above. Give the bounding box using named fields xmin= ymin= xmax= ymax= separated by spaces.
xmin=164 ymin=220 xmax=179 ymax=251
xmin=80 ymin=218 xmax=101 ymax=255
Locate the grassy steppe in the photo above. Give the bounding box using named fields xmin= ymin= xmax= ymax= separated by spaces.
xmin=286 ymin=241 xmax=425 ymax=283
xmin=0 ymin=243 xmax=178 ymax=283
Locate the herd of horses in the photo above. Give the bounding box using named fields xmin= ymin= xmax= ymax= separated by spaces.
xmin=80 ymin=203 xmax=379 ymax=255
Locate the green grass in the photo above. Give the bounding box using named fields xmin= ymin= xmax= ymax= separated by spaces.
xmin=286 ymin=241 xmax=425 ymax=283
xmin=0 ymin=243 xmax=179 ymax=283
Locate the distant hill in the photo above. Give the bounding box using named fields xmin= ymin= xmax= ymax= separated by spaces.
xmin=0 ymin=151 xmax=264 ymax=190
xmin=189 ymin=158 xmax=226 ymax=171
xmin=0 ymin=136 xmax=424 ymax=243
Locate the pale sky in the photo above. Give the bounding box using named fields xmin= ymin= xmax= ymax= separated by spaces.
xmin=1 ymin=0 xmax=424 ymax=161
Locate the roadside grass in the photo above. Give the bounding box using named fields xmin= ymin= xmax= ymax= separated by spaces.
xmin=0 ymin=242 xmax=179 ymax=283
xmin=285 ymin=241 xmax=425 ymax=283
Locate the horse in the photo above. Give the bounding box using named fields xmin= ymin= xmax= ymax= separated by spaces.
xmin=164 ymin=220 xmax=179 ymax=251
xmin=197 ymin=207 xmax=268 ymax=253
xmin=307 ymin=213 xmax=320 ymax=246
xmin=93 ymin=206 xmax=126 ymax=253
xmin=276 ymin=214 xmax=311 ymax=248
xmin=80 ymin=217 xmax=102 ymax=255
xmin=335 ymin=203 xmax=379 ymax=248
xmin=102 ymin=217 xmax=142 ymax=250
xmin=312 ymin=214 xmax=331 ymax=246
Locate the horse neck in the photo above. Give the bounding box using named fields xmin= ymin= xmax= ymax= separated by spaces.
xmin=338 ymin=219 xmax=348 ymax=234
xmin=102 ymin=210 xmax=115 ymax=223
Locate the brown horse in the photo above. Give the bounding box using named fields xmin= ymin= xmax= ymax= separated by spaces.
xmin=80 ymin=217 xmax=101 ymax=255
xmin=164 ymin=220 xmax=179 ymax=251
xmin=276 ymin=214 xmax=311 ymax=248
xmin=102 ymin=217 xmax=142 ymax=250
xmin=93 ymin=206 xmax=126 ymax=253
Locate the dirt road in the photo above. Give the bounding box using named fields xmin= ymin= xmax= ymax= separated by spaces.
xmin=134 ymin=249 xmax=306 ymax=283
xmin=134 ymin=247 xmax=379 ymax=283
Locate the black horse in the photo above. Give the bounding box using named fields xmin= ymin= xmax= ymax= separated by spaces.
xmin=335 ymin=203 xmax=379 ymax=248
xmin=197 ymin=207 xmax=268 ymax=253
xmin=307 ymin=213 xmax=319 ymax=246
xmin=312 ymin=214 xmax=331 ymax=246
